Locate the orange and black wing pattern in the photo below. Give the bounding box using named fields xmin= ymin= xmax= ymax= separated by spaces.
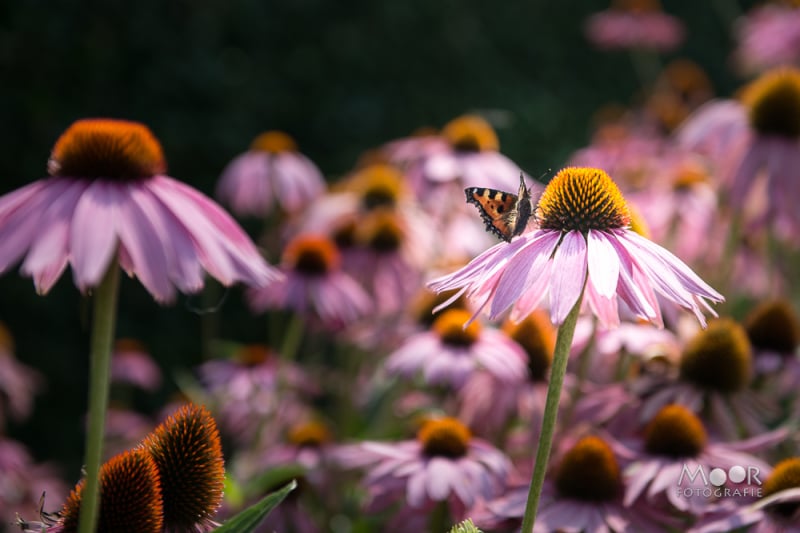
xmin=465 ymin=187 xmax=519 ymax=242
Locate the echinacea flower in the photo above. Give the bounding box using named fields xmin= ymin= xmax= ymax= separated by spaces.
xmin=0 ymin=118 xmax=281 ymax=303
xmin=637 ymin=318 xmax=780 ymax=439
xmin=482 ymin=435 xmax=675 ymax=532
xmin=216 ymin=130 xmax=325 ymax=216
xmin=690 ymin=457 xmax=800 ymax=533
xmin=247 ymin=233 xmax=372 ymax=329
xmin=733 ymin=2 xmax=800 ymax=75
xmin=429 ymin=166 xmax=723 ymax=329
xmin=584 ymin=0 xmax=685 ymax=52
xmin=743 ymin=298 xmax=800 ymax=379
xmin=142 ymin=403 xmax=224 ymax=532
xmin=110 ymin=338 xmax=162 ymax=392
xmin=57 ymin=448 xmax=164 ymax=533
xmin=0 ymin=322 xmax=41 ymax=426
xmin=385 ymin=308 xmax=528 ymax=388
xmin=338 ymin=417 xmax=510 ymax=520
xmin=616 ymin=404 xmax=786 ymax=516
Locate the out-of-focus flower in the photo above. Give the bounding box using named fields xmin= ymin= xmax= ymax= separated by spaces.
xmin=216 ymin=130 xmax=325 ymax=217
xmin=110 ymin=338 xmax=162 ymax=392
xmin=429 ymin=167 xmax=723 ymax=329
xmin=690 ymin=457 xmax=800 ymax=533
xmin=0 ymin=322 xmax=41 ymax=427
xmin=744 ymin=298 xmax=800 ymax=376
xmin=734 ymin=2 xmax=800 ymax=75
xmin=584 ymin=0 xmax=685 ymax=52
xmin=386 ymin=308 xmax=528 ymax=388
xmin=614 ymin=404 xmax=784 ymax=515
xmin=678 ymin=68 xmax=800 ymax=237
xmin=0 ymin=118 xmax=280 ymax=303
xmin=103 ymin=407 xmax=154 ymax=460
xmin=645 ymin=59 xmax=715 ymax=132
xmin=338 ymin=417 xmax=510 ymax=521
xmin=247 ymin=233 xmax=372 ymax=329
xmin=482 ymin=435 xmax=675 ymax=532
xmin=637 ymin=318 xmax=780 ymax=439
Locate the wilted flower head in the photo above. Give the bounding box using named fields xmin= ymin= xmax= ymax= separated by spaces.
xmin=0 ymin=118 xmax=281 ymax=302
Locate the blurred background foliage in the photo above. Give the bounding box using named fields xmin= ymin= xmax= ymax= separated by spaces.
xmin=0 ymin=0 xmax=758 ymax=480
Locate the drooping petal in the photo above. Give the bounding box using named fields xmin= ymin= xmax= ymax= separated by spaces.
xmin=70 ymin=180 xmax=123 ymax=290
xmin=548 ymin=231 xmax=588 ymax=325
xmin=586 ymin=230 xmax=620 ymax=298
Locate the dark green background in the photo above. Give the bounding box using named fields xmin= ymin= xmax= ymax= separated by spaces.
xmin=0 ymin=0 xmax=754 ymax=479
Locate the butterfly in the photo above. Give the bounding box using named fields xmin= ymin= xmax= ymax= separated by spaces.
xmin=465 ymin=173 xmax=533 ymax=242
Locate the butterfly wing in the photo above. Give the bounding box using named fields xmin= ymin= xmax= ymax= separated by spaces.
xmin=465 ymin=187 xmax=519 ymax=242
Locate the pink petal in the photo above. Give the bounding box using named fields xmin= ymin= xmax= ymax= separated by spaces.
xmin=69 ymin=180 xmax=123 ymax=291
xmin=548 ymin=231 xmax=587 ymax=325
xmin=586 ymin=230 xmax=620 ymax=298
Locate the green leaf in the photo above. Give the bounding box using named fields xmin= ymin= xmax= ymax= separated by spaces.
xmin=243 ymin=463 xmax=306 ymax=498
xmin=214 ymin=479 xmax=297 ymax=533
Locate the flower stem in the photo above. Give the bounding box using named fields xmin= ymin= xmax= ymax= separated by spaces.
xmin=77 ymin=265 xmax=121 ymax=533
xmin=520 ymin=296 xmax=583 ymax=533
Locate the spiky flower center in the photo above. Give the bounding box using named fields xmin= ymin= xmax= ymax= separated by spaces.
xmin=356 ymin=209 xmax=404 ymax=253
xmin=441 ymin=115 xmax=499 ymax=152
xmin=762 ymin=457 xmax=800 ymax=518
xmin=48 ymin=118 xmax=166 ymax=180
xmin=537 ymin=167 xmax=631 ymax=232
xmin=673 ymin=163 xmax=710 ymax=191
xmin=234 ymin=344 xmax=272 ymax=367
xmin=744 ymin=299 xmax=800 ymax=355
xmin=644 ymin=404 xmax=707 ymax=457
xmin=349 ymin=164 xmax=406 ymax=210
xmin=417 ymin=417 xmax=471 ymax=458
xmin=742 ymin=67 xmax=800 ymax=139
xmin=432 ymin=309 xmax=482 ymax=346
xmin=503 ymin=311 xmax=554 ymax=382
xmin=679 ymin=318 xmax=752 ymax=393
xmin=555 ymin=436 xmax=621 ymax=501
xmin=283 ymin=234 xmax=340 ymax=275
xmin=143 ymin=404 xmax=224 ymax=531
xmin=249 ymin=130 xmax=298 ymax=153
xmin=60 ymin=449 xmax=164 ymax=533
xmin=287 ymin=421 xmax=332 ymax=447
xmin=114 ymin=337 xmax=147 ymax=354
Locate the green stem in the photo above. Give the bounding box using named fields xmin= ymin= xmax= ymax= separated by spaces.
xmin=520 ymin=296 xmax=583 ymax=533
xmin=279 ymin=313 xmax=305 ymax=363
xmin=77 ymin=264 xmax=121 ymax=533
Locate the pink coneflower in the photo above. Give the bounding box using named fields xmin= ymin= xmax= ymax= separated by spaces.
xmin=615 ymin=404 xmax=786 ymax=516
xmin=743 ymin=298 xmax=800 ymax=380
xmin=418 ymin=114 xmax=526 ymax=192
xmin=215 ymin=130 xmax=325 ymax=216
xmin=247 ymin=233 xmax=372 ymax=329
xmin=197 ymin=344 xmax=313 ymax=445
xmin=385 ymin=308 xmax=528 ymax=388
xmin=690 ymin=457 xmax=800 ymax=533
xmin=584 ymin=0 xmax=685 ymax=52
xmin=428 ymin=167 xmax=723 ymax=329
xmin=110 ymin=338 xmax=162 ymax=392
xmin=678 ymin=68 xmax=800 ymax=235
xmin=481 ymin=435 xmax=675 ymax=532
xmin=338 ymin=417 xmax=510 ymax=523
xmin=637 ymin=318 xmax=781 ymax=439
xmin=733 ymin=2 xmax=800 ymax=75
xmin=0 ymin=118 xmax=280 ymax=303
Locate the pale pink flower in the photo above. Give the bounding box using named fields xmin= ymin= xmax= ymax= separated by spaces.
xmin=216 ymin=130 xmax=325 ymax=216
xmin=0 ymin=119 xmax=281 ymax=303
xmin=584 ymin=0 xmax=685 ymax=52
xmin=110 ymin=338 xmax=162 ymax=392
xmin=247 ymin=233 xmax=372 ymax=329
xmin=385 ymin=308 xmax=528 ymax=388
xmin=337 ymin=417 xmax=510 ymax=521
xmin=0 ymin=323 xmax=41 ymax=426
xmin=734 ymin=3 xmax=800 ymax=75
xmin=480 ymin=435 xmax=676 ymax=533
xmin=614 ymin=404 xmax=786 ymax=516
xmin=429 ymin=167 xmax=723 ymax=329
